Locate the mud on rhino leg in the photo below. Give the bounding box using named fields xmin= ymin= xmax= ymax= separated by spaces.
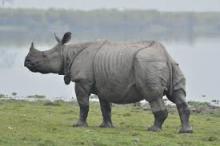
xmin=99 ymin=98 xmax=114 ymax=128
xmin=73 ymin=82 xmax=91 ymax=127
xmin=148 ymin=97 xmax=168 ymax=132
xmin=169 ymin=90 xmax=193 ymax=133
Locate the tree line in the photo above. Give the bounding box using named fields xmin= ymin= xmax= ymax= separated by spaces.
xmin=0 ymin=8 xmax=220 ymax=46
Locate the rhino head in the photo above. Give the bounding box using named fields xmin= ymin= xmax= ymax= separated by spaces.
xmin=24 ymin=32 xmax=71 ymax=75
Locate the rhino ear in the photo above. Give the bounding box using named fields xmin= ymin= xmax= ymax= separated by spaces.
xmin=61 ymin=32 xmax=71 ymax=44
xmin=54 ymin=33 xmax=61 ymax=43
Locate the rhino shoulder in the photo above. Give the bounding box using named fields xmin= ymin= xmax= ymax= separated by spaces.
xmin=70 ymin=42 xmax=105 ymax=82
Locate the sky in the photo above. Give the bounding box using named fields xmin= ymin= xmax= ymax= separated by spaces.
xmin=3 ymin=0 xmax=220 ymax=11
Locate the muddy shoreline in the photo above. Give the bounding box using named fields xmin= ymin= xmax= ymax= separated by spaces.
xmin=1 ymin=94 xmax=219 ymax=116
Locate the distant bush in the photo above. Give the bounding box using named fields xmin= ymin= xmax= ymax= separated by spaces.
xmin=11 ymin=92 xmax=17 ymax=96
xmin=188 ymin=101 xmax=220 ymax=115
xmin=43 ymin=100 xmax=64 ymax=106
xmin=188 ymin=101 xmax=209 ymax=107
xmin=26 ymin=95 xmax=46 ymax=99
xmin=0 ymin=94 xmax=8 ymax=98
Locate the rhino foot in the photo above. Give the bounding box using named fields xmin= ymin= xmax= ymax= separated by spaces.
xmin=99 ymin=122 xmax=114 ymax=128
xmin=179 ymin=126 xmax=193 ymax=133
xmin=147 ymin=126 xmax=161 ymax=132
xmin=73 ymin=120 xmax=88 ymax=128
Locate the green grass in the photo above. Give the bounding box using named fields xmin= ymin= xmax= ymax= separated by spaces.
xmin=0 ymin=100 xmax=219 ymax=146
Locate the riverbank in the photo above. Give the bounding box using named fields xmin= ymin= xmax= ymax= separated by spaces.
xmin=0 ymin=99 xmax=219 ymax=146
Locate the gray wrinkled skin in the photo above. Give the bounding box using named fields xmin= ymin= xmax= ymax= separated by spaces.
xmin=24 ymin=32 xmax=193 ymax=133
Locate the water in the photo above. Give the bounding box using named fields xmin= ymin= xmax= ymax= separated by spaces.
xmin=164 ymin=37 xmax=220 ymax=102
xmin=0 ymin=38 xmax=220 ymax=102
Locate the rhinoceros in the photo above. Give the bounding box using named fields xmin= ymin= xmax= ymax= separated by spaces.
xmin=24 ymin=32 xmax=192 ymax=133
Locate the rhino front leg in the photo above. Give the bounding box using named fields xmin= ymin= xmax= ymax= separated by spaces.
xmin=99 ymin=98 xmax=114 ymax=128
xmin=170 ymin=90 xmax=193 ymax=133
xmin=148 ymin=97 xmax=168 ymax=132
xmin=73 ymin=82 xmax=91 ymax=127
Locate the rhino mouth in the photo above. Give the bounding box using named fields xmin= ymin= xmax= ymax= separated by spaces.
xmin=25 ymin=65 xmax=38 ymax=72
xmin=24 ymin=60 xmax=38 ymax=72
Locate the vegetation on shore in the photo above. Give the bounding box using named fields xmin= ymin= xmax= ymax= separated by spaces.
xmin=0 ymin=99 xmax=219 ymax=146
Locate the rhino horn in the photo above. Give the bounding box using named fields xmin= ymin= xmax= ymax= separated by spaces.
xmin=30 ymin=42 xmax=40 ymax=53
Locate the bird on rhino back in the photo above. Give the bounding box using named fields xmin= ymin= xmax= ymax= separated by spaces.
xmin=24 ymin=32 xmax=192 ymax=133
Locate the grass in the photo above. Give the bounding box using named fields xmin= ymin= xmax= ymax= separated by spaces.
xmin=0 ymin=100 xmax=219 ymax=146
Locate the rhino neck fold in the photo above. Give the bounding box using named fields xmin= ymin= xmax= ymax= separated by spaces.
xmin=62 ymin=43 xmax=91 ymax=84
xmin=61 ymin=41 xmax=108 ymax=85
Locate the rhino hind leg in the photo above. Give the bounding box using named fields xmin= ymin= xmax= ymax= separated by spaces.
xmin=99 ymin=98 xmax=114 ymax=128
xmin=148 ymin=97 xmax=168 ymax=132
xmin=168 ymin=89 xmax=193 ymax=133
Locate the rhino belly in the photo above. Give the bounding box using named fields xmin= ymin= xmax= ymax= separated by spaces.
xmin=96 ymin=81 xmax=143 ymax=104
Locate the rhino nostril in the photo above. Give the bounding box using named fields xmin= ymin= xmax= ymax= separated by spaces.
xmin=24 ymin=61 xmax=29 ymax=66
xmin=26 ymin=58 xmax=31 ymax=62
xmin=24 ymin=58 xmax=32 ymax=67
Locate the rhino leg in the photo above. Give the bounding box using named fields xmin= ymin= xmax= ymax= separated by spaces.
xmin=169 ymin=90 xmax=193 ymax=133
xmin=99 ymin=98 xmax=114 ymax=128
xmin=148 ymin=97 xmax=168 ymax=132
xmin=73 ymin=82 xmax=91 ymax=127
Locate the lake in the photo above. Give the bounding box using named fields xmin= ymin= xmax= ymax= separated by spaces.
xmin=0 ymin=37 xmax=219 ymax=102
